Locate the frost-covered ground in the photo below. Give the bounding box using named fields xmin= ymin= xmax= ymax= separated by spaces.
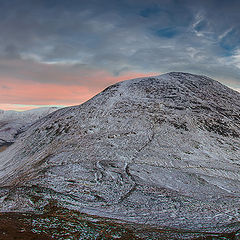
xmin=0 ymin=107 xmax=59 ymax=145
xmin=0 ymin=72 xmax=239 ymax=238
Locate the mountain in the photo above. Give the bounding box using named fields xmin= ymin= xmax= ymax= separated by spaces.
xmin=0 ymin=72 xmax=239 ymax=238
xmin=0 ymin=107 xmax=59 ymax=146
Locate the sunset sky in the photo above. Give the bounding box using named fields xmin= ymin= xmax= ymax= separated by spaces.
xmin=0 ymin=0 xmax=240 ymax=111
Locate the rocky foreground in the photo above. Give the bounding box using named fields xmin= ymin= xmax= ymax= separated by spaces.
xmin=0 ymin=72 xmax=240 ymax=239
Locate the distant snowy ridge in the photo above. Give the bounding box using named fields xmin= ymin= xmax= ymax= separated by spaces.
xmin=0 ymin=107 xmax=59 ymax=144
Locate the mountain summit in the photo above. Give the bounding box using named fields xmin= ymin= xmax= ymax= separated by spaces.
xmin=0 ymin=72 xmax=240 ymax=233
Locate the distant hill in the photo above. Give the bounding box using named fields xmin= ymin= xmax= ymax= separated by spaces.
xmin=0 ymin=107 xmax=59 ymax=145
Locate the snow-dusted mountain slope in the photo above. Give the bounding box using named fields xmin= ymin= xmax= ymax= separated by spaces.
xmin=0 ymin=72 xmax=239 ymax=233
xmin=0 ymin=107 xmax=59 ymax=145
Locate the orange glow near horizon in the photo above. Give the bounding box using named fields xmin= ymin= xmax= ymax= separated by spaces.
xmin=0 ymin=71 xmax=159 ymax=111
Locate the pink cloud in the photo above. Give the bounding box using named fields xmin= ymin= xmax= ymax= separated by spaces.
xmin=0 ymin=104 xmax=39 ymax=111
xmin=0 ymin=71 xmax=159 ymax=110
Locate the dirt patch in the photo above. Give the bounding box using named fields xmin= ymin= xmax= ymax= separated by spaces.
xmin=0 ymin=213 xmax=52 ymax=240
xmin=0 ymin=142 xmax=13 ymax=152
xmin=0 ymin=145 xmax=8 ymax=152
xmin=0 ymin=202 xmax=238 ymax=239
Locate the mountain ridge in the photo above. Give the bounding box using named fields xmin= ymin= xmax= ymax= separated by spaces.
xmin=0 ymin=107 xmax=59 ymax=146
xmin=0 ymin=72 xmax=239 ymax=234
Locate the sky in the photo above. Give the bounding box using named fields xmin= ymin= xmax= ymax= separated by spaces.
xmin=0 ymin=0 xmax=240 ymax=111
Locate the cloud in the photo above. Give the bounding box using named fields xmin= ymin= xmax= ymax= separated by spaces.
xmin=230 ymin=49 xmax=240 ymax=69
xmin=0 ymin=71 xmax=157 ymax=107
xmin=0 ymin=0 xmax=239 ymax=109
